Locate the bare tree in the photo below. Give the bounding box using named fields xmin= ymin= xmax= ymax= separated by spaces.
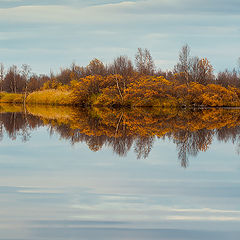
xmin=56 ymin=67 xmax=72 ymax=85
xmin=111 ymin=55 xmax=134 ymax=77
xmin=135 ymin=48 xmax=155 ymax=75
xmin=71 ymin=62 xmax=86 ymax=79
xmin=12 ymin=65 xmax=18 ymax=93
xmin=189 ymin=56 xmax=200 ymax=82
xmin=21 ymin=64 xmax=31 ymax=104
xmin=4 ymin=65 xmax=20 ymax=93
xmin=0 ymin=63 xmax=4 ymax=92
xmin=174 ymin=44 xmax=191 ymax=85
xmin=217 ymin=69 xmax=239 ymax=88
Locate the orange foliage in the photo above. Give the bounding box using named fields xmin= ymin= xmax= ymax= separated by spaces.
xmin=34 ymin=72 xmax=240 ymax=107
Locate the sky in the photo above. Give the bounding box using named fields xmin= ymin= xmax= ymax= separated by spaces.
xmin=0 ymin=0 xmax=240 ymax=74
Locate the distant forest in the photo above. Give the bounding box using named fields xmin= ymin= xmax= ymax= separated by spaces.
xmin=1 ymin=45 xmax=240 ymax=107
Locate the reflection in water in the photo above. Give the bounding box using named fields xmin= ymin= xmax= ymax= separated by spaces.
xmin=1 ymin=104 xmax=240 ymax=167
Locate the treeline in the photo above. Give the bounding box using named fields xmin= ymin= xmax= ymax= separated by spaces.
xmin=0 ymin=45 xmax=240 ymax=107
xmin=0 ymin=64 xmax=49 ymax=93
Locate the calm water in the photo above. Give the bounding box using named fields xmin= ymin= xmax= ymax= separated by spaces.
xmin=0 ymin=104 xmax=240 ymax=239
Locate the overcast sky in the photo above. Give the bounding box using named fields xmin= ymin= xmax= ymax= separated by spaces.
xmin=0 ymin=0 xmax=240 ymax=74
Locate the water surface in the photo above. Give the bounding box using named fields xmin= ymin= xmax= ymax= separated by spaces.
xmin=0 ymin=104 xmax=240 ymax=239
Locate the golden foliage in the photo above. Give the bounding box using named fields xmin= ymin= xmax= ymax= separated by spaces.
xmin=2 ymin=72 xmax=240 ymax=107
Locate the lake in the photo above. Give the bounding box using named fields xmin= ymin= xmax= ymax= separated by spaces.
xmin=0 ymin=104 xmax=240 ymax=239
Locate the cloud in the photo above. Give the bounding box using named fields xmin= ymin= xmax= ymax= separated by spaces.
xmin=0 ymin=6 xmax=78 ymax=23
xmin=168 ymin=216 xmax=240 ymax=221
xmin=0 ymin=0 xmax=239 ymax=73
xmin=0 ymin=4 xmax=131 ymax=25
xmin=0 ymin=0 xmax=239 ymax=25
xmin=0 ymin=1 xmax=239 ymax=27
xmin=123 ymin=0 xmax=240 ymax=15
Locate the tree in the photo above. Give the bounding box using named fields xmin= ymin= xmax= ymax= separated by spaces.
xmin=216 ymin=69 xmax=239 ymax=88
xmin=21 ymin=64 xmax=31 ymax=103
xmin=86 ymin=58 xmax=106 ymax=76
xmin=107 ymin=55 xmax=134 ymax=94
xmin=11 ymin=65 xmax=18 ymax=93
xmin=70 ymin=75 xmax=103 ymax=106
xmin=71 ymin=62 xmax=86 ymax=79
xmin=28 ymin=74 xmax=40 ymax=92
xmin=0 ymin=63 xmax=4 ymax=92
xmin=135 ymin=48 xmax=155 ymax=75
xmin=110 ymin=55 xmax=134 ymax=77
xmin=196 ymin=58 xmax=214 ymax=85
xmin=56 ymin=67 xmax=72 ymax=85
xmin=189 ymin=56 xmax=200 ymax=82
xmin=3 ymin=65 xmax=23 ymax=93
xmin=174 ymin=44 xmax=191 ymax=85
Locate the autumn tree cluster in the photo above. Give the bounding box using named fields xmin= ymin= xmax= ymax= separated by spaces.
xmin=1 ymin=46 xmax=240 ymax=107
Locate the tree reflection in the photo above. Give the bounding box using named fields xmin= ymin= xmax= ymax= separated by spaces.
xmin=1 ymin=105 xmax=240 ymax=167
xmin=134 ymin=136 xmax=154 ymax=159
xmin=0 ymin=110 xmax=42 ymax=142
xmin=173 ymin=129 xmax=213 ymax=167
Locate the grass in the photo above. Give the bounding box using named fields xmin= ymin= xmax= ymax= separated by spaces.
xmin=0 ymin=90 xmax=74 ymax=106
xmin=26 ymin=89 xmax=74 ymax=105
